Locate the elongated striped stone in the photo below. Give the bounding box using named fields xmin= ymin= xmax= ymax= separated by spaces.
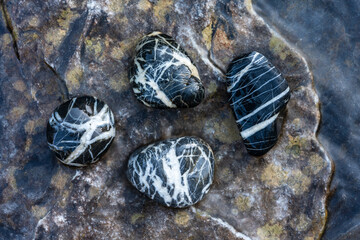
xmin=126 ymin=137 xmax=215 ymax=208
xmin=47 ymin=96 xmax=115 ymax=166
xmin=129 ymin=32 xmax=205 ymax=108
xmin=227 ymin=52 xmax=290 ymax=156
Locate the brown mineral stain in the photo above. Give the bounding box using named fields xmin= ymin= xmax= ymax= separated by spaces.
xmin=131 ymin=213 xmax=144 ymax=224
xmin=235 ymin=195 xmax=251 ymax=211
xmin=213 ymin=27 xmax=232 ymax=53
xmin=13 ymin=80 xmax=26 ymax=92
xmin=174 ymin=211 xmax=190 ymax=226
xmin=8 ymin=106 xmax=27 ymax=122
xmin=25 ymin=120 xmax=37 ymax=135
xmin=89 ymin=186 xmax=100 ymax=199
xmin=202 ymin=24 xmax=213 ymax=50
xmin=32 ymin=205 xmax=48 ymax=219
xmin=207 ymin=80 xmax=218 ymax=97
xmin=261 ymin=163 xmax=288 ymax=187
xmin=257 ymin=222 xmax=284 ymax=240
xmin=287 ymin=169 xmax=311 ymax=195
xmin=154 ymin=0 xmax=173 ymax=23
xmin=110 ymin=46 xmax=125 ymax=60
xmin=66 ymin=66 xmax=83 ymax=91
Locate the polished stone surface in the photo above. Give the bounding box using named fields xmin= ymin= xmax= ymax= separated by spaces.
xmin=47 ymin=96 xmax=115 ymax=167
xmin=127 ymin=136 xmax=214 ymax=208
xmin=130 ymin=32 xmax=205 ymax=108
xmin=227 ymin=51 xmax=290 ymax=156
xmin=0 ymin=0 xmax=332 ymax=239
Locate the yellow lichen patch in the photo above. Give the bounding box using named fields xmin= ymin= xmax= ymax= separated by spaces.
xmin=57 ymin=8 xmax=78 ymax=30
xmin=65 ymin=65 xmax=84 ymax=91
xmin=244 ymin=0 xmax=253 ymax=12
xmin=286 ymin=135 xmax=308 ymax=158
xmin=207 ymin=80 xmax=218 ymax=97
xmin=85 ymin=37 xmax=104 ymax=60
xmin=257 ymin=222 xmax=284 ymax=240
xmin=45 ymin=28 xmax=67 ymax=47
xmin=235 ymin=195 xmax=251 ymax=211
xmin=108 ymin=0 xmax=126 ymax=14
xmin=291 ymin=213 xmax=311 ymax=232
xmin=210 ymin=115 xmax=241 ymax=144
xmin=287 ymin=169 xmax=311 ymax=195
xmin=1 ymin=34 xmax=12 ymax=48
xmin=131 ymin=213 xmax=144 ymax=224
xmin=51 ymin=170 xmax=71 ymax=190
xmin=269 ymin=35 xmax=293 ymax=61
xmin=32 ymin=205 xmax=48 ymax=219
xmin=202 ymin=24 xmax=213 ymax=50
xmin=304 ymin=154 xmax=325 ymax=175
xmin=218 ymin=167 xmax=233 ymax=182
xmin=25 ymin=137 xmax=32 ymax=152
xmin=25 ymin=120 xmax=37 ymax=135
xmin=174 ymin=211 xmax=190 ymax=226
xmin=261 ymin=163 xmax=288 ymax=187
xmin=28 ymin=16 xmax=40 ymax=28
xmin=13 ymin=80 xmax=26 ymax=92
xmin=109 ymin=73 xmax=128 ymax=92
xmin=137 ymin=0 xmax=152 ymax=11
xmin=154 ymin=0 xmax=173 ymax=23
xmin=110 ymin=46 xmax=125 ymax=60
xmin=59 ymin=189 xmax=70 ymax=208
xmin=7 ymin=106 xmax=27 ymax=122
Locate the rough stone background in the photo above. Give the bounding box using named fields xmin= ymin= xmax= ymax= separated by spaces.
xmin=0 ymin=0 xmax=332 ymax=239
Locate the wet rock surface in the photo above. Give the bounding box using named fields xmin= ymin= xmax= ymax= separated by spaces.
xmin=127 ymin=136 xmax=214 ymax=208
xmin=227 ymin=51 xmax=290 ymax=156
xmin=0 ymin=0 xmax=332 ymax=239
xmin=252 ymin=1 xmax=359 ymax=239
xmin=47 ymin=96 xmax=115 ymax=167
xmin=130 ymin=32 xmax=205 ymax=108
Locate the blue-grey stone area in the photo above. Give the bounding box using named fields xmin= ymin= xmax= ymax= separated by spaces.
xmin=127 ymin=137 xmax=215 ymax=208
xmin=227 ymin=51 xmax=290 ymax=156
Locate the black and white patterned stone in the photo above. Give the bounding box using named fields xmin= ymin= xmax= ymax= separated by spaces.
xmin=47 ymin=96 xmax=115 ymax=167
xmin=129 ymin=32 xmax=205 ymax=108
xmin=227 ymin=51 xmax=290 ymax=156
xmin=126 ymin=136 xmax=215 ymax=208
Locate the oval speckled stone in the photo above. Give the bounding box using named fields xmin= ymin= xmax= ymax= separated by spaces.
xmin=47 ymin=96 xmax=115 ymax=167
xmin=126 ymin=136 xmax=215 ymax=208
xmin=129 ymin=32 xmax=205 ymax=108
xmin=227 ymin=51 xmax=291 ymax=156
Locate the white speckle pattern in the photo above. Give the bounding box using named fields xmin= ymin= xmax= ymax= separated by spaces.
xmin=47 ymin=96 xmax=115 ymax=166
xmin=130 ymin=32 xmax=205 ymax=108
xmin=227 ymin=51 xmax=290 ymax=156
xmin=127 ymin=136 xmax=215 ymax=208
